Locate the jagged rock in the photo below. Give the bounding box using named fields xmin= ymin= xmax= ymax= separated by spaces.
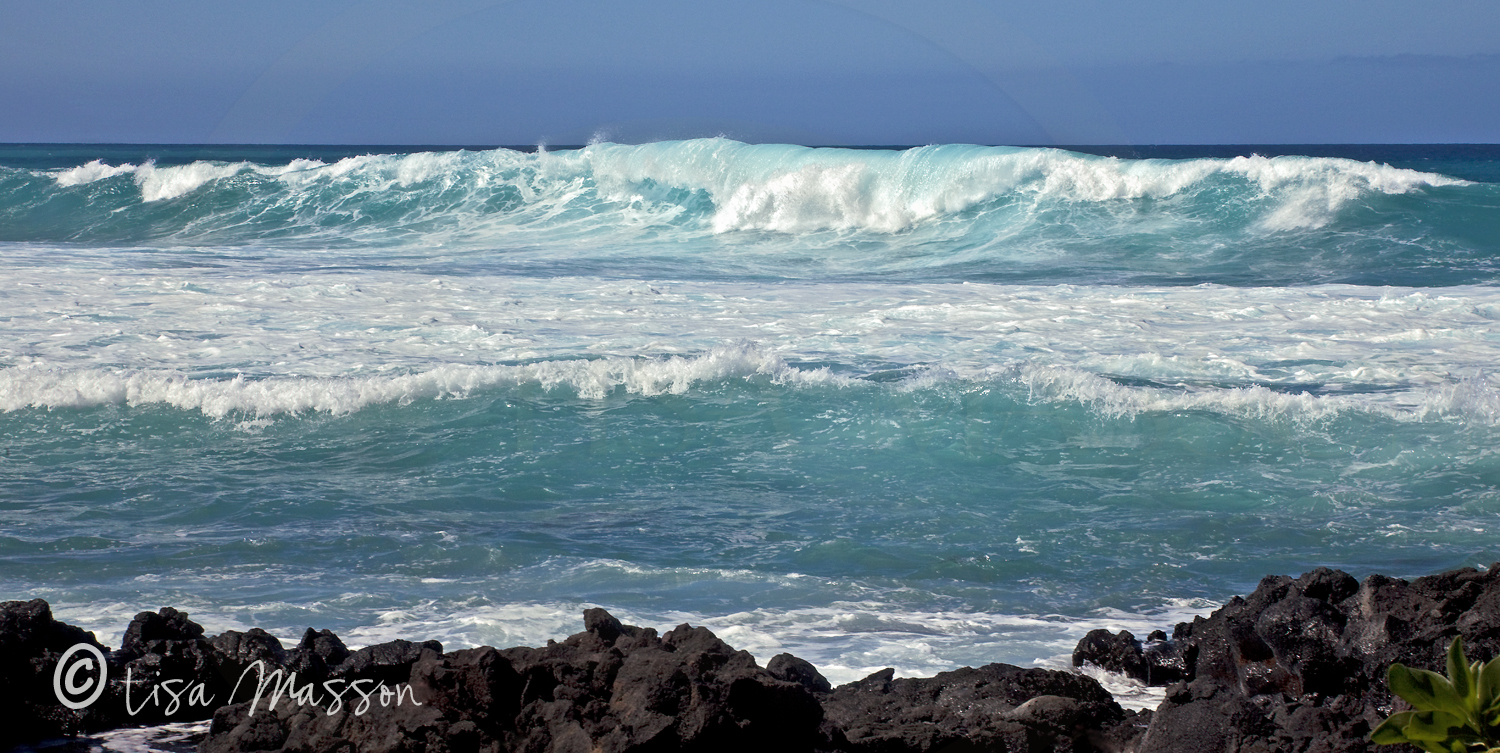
xmin=334 ymin=638 xmax=444 ymax=684
xmin=0 ymin=598 xmax=111 ymax=742
xmin=117 ymin=606 xmax=205 ymax=659
xmin=1140 ymin=631 xmax=1187 ymax=685
xmin=210 ymin=628 xmax=289 ymax=677
xmin=106 ymin=607 xmax=227 ymax=726
xmin=767 ymin=652 xmax=833 ymax=694
xmin=201 ymin=645 xmax=527 ymax=753
xmin=822 ymin=662 xmax=1125 ymax=752
xmin=1081 ymin=563 xmax=1500 ymax=753
xmin=412 ymin=646 xmax=525 ymax=738
xmin=498 ymin=616 xmax=826 ymax=752
xmin=0 ymin=598 xmax=103 ymax=658
xmin=197 ymin=610 xmax=827 ymax=753
xmin=1136 ymin=678 xmax=1279 ymax=753
xmin=583 ymin=606 xmax=628 ymax=643
xmin=1073 ymin=628 xmax=1147 ymax=679
xmin=202 ymin=691 xmax=454 ymax=753
xmin=283 ymin=628 xmax=351 ymax=686
xmin=1073 ymin=628 xmax=1187 ymax=687
xmin=21 ymin=562 xmax=1500 ymax=753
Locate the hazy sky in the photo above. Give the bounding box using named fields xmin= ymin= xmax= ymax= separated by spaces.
xmin=4 ymin=0 xmax=1498 ymax=145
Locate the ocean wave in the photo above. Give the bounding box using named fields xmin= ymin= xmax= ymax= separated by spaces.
xmin=675 ymin=144 xmax=1465 ymax=233
xmin=53 ymin=159 xmax=137 ymax=187
xmin=50 ymin=157 xmax=329 ymax=201
xmin=4 ymin=346 xmax=1497 ymax=428
xmin=9 ymin=139 xmax=1474 ymax=248
xmin=1014 ymin=364 xmax=1500 ymax=426
xmin=0 ymin=345 xmax=851 ymax=418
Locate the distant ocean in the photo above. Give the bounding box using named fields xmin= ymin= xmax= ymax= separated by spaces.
xmin=3 ymin=140 xmax=1499 ymax=713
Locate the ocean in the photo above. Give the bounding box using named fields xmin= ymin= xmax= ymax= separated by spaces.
xmin=2 ymin=139 xmax=1498 ymax=719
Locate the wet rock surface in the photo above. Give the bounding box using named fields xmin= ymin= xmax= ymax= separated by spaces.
xmin=1085 ymin=564 xmax=1500 ymax=753
xmin=3 ymin=561 xmax=1496 ymax=752
xmin=1072 ymin=628 xmax=1185 ymax=687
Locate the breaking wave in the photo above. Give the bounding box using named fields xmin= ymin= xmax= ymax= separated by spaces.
xmin=5 ymin=346 xmax=1497 ymax=427
xmin=0 ymin=346 xmax=850 ymax=418
xmin=2 ymin=140 xmax=1489 ymax=286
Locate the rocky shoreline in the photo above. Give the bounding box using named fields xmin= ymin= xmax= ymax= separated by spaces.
xmin=4 ymin=562 xmax=1496 ymax=752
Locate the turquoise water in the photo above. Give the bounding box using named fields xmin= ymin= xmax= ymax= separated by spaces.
xmin=2 ymin=140 xmax=1498 ymax=689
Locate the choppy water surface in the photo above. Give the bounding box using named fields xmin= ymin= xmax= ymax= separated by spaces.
xmin=2 ymin=140 xmax=1498 ymax=697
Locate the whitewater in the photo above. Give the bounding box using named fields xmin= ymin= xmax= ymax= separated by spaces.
xmin=2 ymin=139 xmax=1498 ymax=715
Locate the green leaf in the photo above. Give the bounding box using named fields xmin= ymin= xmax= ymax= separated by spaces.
xmin=1403 ymin=710 xmax=1469 ymax=742
xmin=1480 ymin=658 xmax=1500 ymax=711
xmin=1449 ymin=637 xmax=1474 ymax=700
xmin=1372 ymin=712 xmax=1418 ymax=745
xmin=1392 ymin=663 xmax=1469 ymax=714
xmin=1375 ymin=643 xmax=1500 ymax=751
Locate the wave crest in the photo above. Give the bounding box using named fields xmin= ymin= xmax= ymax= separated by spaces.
xmin=1016 ymin=364 xmax=1500 ymax=426
xmin=0 ymin=346 xmax=849 ymax=418
xmin=6 ymin=347 xmax=1497 ymax=428
xmin=32 ymin=139 xmax=1469 ymax=237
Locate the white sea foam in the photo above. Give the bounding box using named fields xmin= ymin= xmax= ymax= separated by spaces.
xmin=1016 ymin=363 xmax=1500 ymax=425
xmin=1219 ymin=154 xmax=1464 ymax=230
xmin=711 ymin=161 xmax=895 ymax=233
xmin=46 ymin=576 xmax=1212 ymax=708
xmin=48 ymin=601 xmax=1178 ymax=712
xmin=49 ymin=157 xmax=330 ymax=200
xmin=53 ymin=159 xmax=138 ymax=186
xmin=0 ymin=346 xmax=851 ymax=417
xmin=93 ymin=722 xmax=209 ymax=753
xmin=1416 ymin=374 xmax=1500 ymax=424
xmin=132 ymin=159 xmax=328 ymax=202
xmin=4 ymin=355 xmax=1495 ymax=426
xmin=132 ymin=161 xmax=249 ymax=202
xmin=570 ymin=140 xmax=1466 ymax=234
xmin=1018 ymin=365 xmax=1339 ymax=421
xmin=4 ymin=267 xmax=1499 ymax=425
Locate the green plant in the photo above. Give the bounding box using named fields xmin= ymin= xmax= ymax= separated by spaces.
xmin=1371 ymin=636 xmax=1500 ymax=753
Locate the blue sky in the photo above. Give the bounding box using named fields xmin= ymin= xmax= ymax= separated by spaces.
xmin=4 ymin=0 xmax=1498 ymax=145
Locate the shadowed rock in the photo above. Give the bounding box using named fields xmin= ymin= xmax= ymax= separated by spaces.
xmin=1079 ymin=563 xmax=1500 ymax=753
xmin=283 ymin=628 xmax=350 ymax=686
xmin=210 ymin=628 xmax=288 ymax=677
xmin=823 ymin=662 xmax=1126 ymax=752
xmin=334 ymin=638 xmax=444 ymax=685
xmin=102 ymin=607 xmax=228 ymax=726
xmin=768 ymin=652 xmax=833 ymax=694
xmin=117 ymin=606 xmax=204 ymax=660
xmin=198 ymin=611 xmax=826 ymax=753
xmin=0 ymin=599 xmax=111 ymax=742
xmin=1073 ymin=628 xmax=1186 ymax=686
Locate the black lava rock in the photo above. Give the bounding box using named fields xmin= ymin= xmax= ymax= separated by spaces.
xmin=1077 ymin=563 xmax=1500 ymax=753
